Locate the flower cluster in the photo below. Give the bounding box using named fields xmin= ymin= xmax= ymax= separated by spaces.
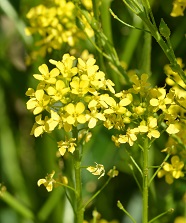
xmin=26 ymin=53 xmax=185 ymax=157
xmin=108 ymin=73 xmax=179 ymax=147
xmin=156 ymin=59 xmax=186 ymax=183
xmin=26 ymin=53 xmax=115 ymax=156
xmin=171 ymin=0 xmax=186 ymax=17
xmin=25 ymin=0 xmax=93 ymax=63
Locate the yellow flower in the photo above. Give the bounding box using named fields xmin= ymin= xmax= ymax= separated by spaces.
xmin=57 ymin=138 xmax=76 ymax=156
xmin=49 ymin=54 xmax=78 ymax=80
xmin=26 ymin=89 xmax=50 ymax=115
xmin=38 ymin=171 xmax=56 ymax=192
xmin=150 ymin=88 xmax=172 ymax=112
xmin=33 ymin=64 xmax=59 ymax=84
xmin=166 ymin=123 xmax=180 ymax=134
xmin=70 ymin=76 xmax=89 ymax=96
xmin=130 ymin=73 xmax=150 ymax=95
xmin=78 ymin=57 xmax=98 ymax=75
xmin=65 ymin=102 xmax=86 ymax=125
xmin=87 ymin=163 xmax=105 ymax=179
xmin=171 ymin=0 xmax=186 ymax=17
xmin=86 ymin=107 xmax=106 ymax=128
xmin=118 ymin=128 xmax=139 ymax=146
xmin=174 ymin=216 xmax=186 ymax=223
xmin=138 ymin=116 xmax=160 ymax=139
xmin=46 ymin=80 xmax=70 ymax=102
xmin=158 ymin=156 xmax=184 ymax=184
xmin=30 ymin=114 xmax=50 ymax=137
xmin=104 ymin=96 xmax=131 ymax=115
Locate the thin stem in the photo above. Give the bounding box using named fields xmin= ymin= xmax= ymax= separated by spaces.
xmin=148 ymin=208 xmax=174 ymax=223
xmin=109 ymin=9 xmax=150 ymax=33
xmin=72 ymin=129 xmax=84 ymax=223
xmin=74 ymin=147 xmax=84 ymax=223
xmin=148 ymin=153 xmax=170 ymax=186
xmin=129 ymin=155 xmax=143 ymax=176
xmin=83 ymin=176 xmax=112 ymax=209
xmin=117 ymin=200 xmax=136 ymax=223
xmin=128 ymin=164 xmax=142 ymax=193
xmin=56 ymin=182 xmax=77 ymax=194
xmin=140 ymin=24 xmax=152 ymax=75
xmin=142 ymin=137 xmax=149 ymax=223
xmin=123 ymin=0 xmax=186 ymax=84
xmin=101 ymin=0 xmax=113 ymax=43
xmin=92 ymin=0 xmax=105 ymax=73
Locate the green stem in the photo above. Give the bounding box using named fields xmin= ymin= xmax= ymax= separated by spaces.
xmin=100 ymin=0 xmax=113 ymax=43
xmin=74 ymin=147 xmax=84 ymax=223
xmin=123 ymin=0 xmax=186 ymax=83
xmin=117 ymin=200 xmax=136 ymax=223
xmin=140 ymin=24 xmax=152 ymax=75
xmin=83 ymin=176 xmax=112 ymax=209
xmin=148 ymin=153 xmax=170 ymax=186
xmin=92 ymin=0 xmax=105 ymax=72
xmin=142 ymin=137 xmax=149 ymax=223
xmin=73 ymin=129 xmax=84 ymax=223
xmin=120 ymin=18 xmax=144 ymax=66
xmin=149 ymin=208 xmax=174 ymax=223
xmin=56 ymin=182 xmax=77 ymax=194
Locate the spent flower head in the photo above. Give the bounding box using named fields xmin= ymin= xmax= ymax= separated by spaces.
xmin=87 ymin=163 xmax=105 ymax=179
xmin=38 ymin=171 xmax=56 ymax=192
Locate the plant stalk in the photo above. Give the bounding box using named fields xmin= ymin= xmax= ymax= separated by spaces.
xmin=74 ymin=147 xmax=84 ymax=223
xmin=142 ymin=137 xmax=149 ymax=223
xmin=73 ymin=128 xmax=84 ymax=223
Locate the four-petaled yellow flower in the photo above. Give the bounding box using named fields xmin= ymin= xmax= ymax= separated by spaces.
xmin=33 ymin=64 xmax=59 ymax=84
xmin=158 ymin=156 xmax=185 ymax=184
xmin=138 ymin=116 xmax=160 ymax=139
xmin=65 ymin=102 xmax=86 ymax=125
xmin=26 ymin=89 xmax=50 ymax=115
xmin=150 ymin=88 xmax=172 ymax=112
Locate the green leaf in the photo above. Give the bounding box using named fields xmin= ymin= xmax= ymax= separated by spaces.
xmin=159 ymin=18 xmax=171 ymax=38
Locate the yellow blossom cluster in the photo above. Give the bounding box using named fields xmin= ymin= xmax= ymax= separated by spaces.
xmin=26 ymin=53 xmax=116 ymax=156
xmin=164 ymin=58 xmax=186 ymax=110
xmin=156 ymin=59 xmax=186 ymax=183
xmin=171 ymin=0 xmax=186 ymax=16
xmin=109 ymin=73 xmax=180 ymax=147
xmin=26 ymin=54 xmax=184 ymax=157
xmin=25 ymin=0 xmax=93 ymax=63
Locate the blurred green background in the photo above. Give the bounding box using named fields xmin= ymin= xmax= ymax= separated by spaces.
xmin=0 ymin=0 xmax=186 ymax=223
